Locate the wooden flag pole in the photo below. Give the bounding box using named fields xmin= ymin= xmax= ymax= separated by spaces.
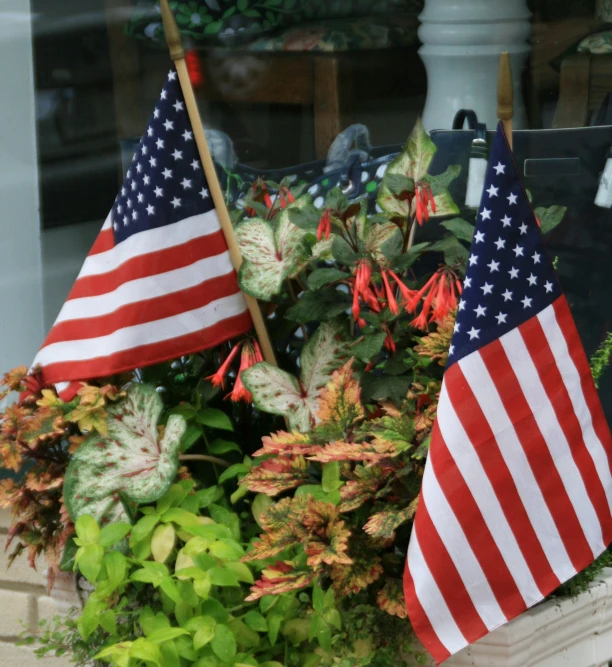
xmin=159 ymin=0 xmax=278 ymax=367
xmin=497 ymin=51 xmax=514 ymax=150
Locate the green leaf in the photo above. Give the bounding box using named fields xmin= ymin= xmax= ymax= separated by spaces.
xmin=162 ymin=508 xmax=201 ymax=527
xmin=535 ymin=205 xmax=567 ymax=235
xmin=208 ymin=439 xmax=241 ymax=455
xmin=288 ymin=203 xmax=320 ymax=231
xmin=99 ymin=522 xmax=131 ymax=548
xmin=307 ymin=268 xmax=350 ymax=290
xmin=194 ymin=623 xmax=216 ymax=651
xmin=196 ymin=408 xmax=233 ymax=432
xmin=64 ymin=385 xmax=186 ymax=524
xmin=160 ymin=576 xmax=181 ymax=603
xmin=199 ymin=600 xmax=229 ymax=624
xmin=285 ymin=288 xmax=352 ymax=323
xmin=151 ymin=524 xmax=176 ymax=563
xmin=193 ymin=573 xmax=212 ymax=599
xmin=237 ymin=0 xmax=249 ymax=11
xmin=245 ymin=611 xmax=268 ymax=633
xmin=321 ymin=462 xmax=340 ymax=493
xmin=76 ymin=544 xmax=104 ymax=584
xmin=441 ymin=218 xmax=474 ymax=243
xmin=331 ymin=235 xmax=358 ymax=266
xmin=209 ymin=539 xmax=244 ymax=561
xmin=130 ymin=638 xmax=161 ymax=666
xmin=361 ymin=374 xmax=412 ymax=406
xmin=157 ymin=482 xmax=191 ymax=514
xmin=267 ymin=614 xmax=283 ymax=646
xmin=194 ymin=486 xmax=224 ymax=509
xmin=79 ymin=596 xmax=107 ymax=640
xmin=211 ymin=624 xmax=237 ymax=662
xmin=352 ymin=332 xmax=387 ymax=362
xmin=428 ymin=235 xmax=469 ymax=266
xmin=208 ymin=567 xmax=240 ymax=587
xmin=242 ymin=321 xmax=349 ymax=431
xmin=425 ymin=164 xmax=461 ymax=195
xmin=99 ymin=609 xmax=117 ymax=635
xmin=147 ymin=628 xmax=189 ymax=644
xmin=312 ymin=584 xmax=325 ymax=614
xmin=225 ymin=561 xmax=254 ymax=584
xmin=129 ymin=514 xmax=161 ymax=549
xmin=218 ymin=463 xmax=249 ymax=484
xmin=131 ymin=568 xmax=164 ymax=586
xmin=181 ymin=424 xmax=203 ymax=453
xmin=75 ymin=515 xmax=99 ymax=546
xmin=384 ymin=173 xmax=415 ymax=196
xmin=104 ymin=551 xmax=127 ymax=592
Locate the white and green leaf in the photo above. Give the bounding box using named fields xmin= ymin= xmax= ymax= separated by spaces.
xmin=64 ymin=384 xmax=186 ymax=524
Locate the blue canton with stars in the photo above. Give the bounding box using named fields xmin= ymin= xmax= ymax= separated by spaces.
xmin=112 ymin=69 xmax=213 ymax=244
xmin=448 ymin=123 xmax=562 ymax=367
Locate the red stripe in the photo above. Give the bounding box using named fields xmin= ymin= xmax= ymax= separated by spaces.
xmin=447 ymin=363 xmax=559 ymax=596
xmin=89 ymin=228 xmax=115 ymax=256
xmin=403 ymin=556 xmax=451 ymax=665
xmin=480 ymin=339 xmax=593 ymax=572
xmin=69 ymin=230 xmax=228 ymax=300
xmin=519 ymin=313 xmax=612 ymax=546
xmin=553 ymin=297 xmax=612 ymax=479
xmin=414 ymin=494 xmax=489 ymax=643
xmin=430 ymin=401 xmax=526 ymax=619
xmin=40 ymin=311 xmax=253 ymax=385
xmin=42 ymin=271 xmax=240 ymax=345
xmin=58 ymin=382 xmax=83 ymax=402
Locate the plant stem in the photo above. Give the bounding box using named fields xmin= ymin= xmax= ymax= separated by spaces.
xmin=406 ymin=218 xmax=418 ymax=252
xmin=179 ymin=454 xmax=231 ymax=468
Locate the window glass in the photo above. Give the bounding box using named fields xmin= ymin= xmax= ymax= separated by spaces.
xmin=1 ymin=0 xmax=612 ymax=406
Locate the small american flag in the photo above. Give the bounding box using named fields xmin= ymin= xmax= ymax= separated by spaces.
xmin=405 ymin=124 xmax=612 ymax=663
xmin=33 ymin=69 xmax=252 ymax=398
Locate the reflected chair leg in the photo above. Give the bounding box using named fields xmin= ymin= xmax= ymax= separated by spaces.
xmin=553 ymin=53 xmax=591 ymax=128
xmin=314 ymin=56 xmax=341 ymax=159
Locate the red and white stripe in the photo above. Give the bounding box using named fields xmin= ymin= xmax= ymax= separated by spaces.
xmin=33 ymin=210 xmax=252 ymax=398
xmin=405 ymin=296 xmax=612 ymax=663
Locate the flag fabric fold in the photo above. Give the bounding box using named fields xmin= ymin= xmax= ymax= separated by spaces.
xmin=32 ymin=69 xmax=252 ymax=398
xmin=404 ymin=123 xmax=612 ymax=663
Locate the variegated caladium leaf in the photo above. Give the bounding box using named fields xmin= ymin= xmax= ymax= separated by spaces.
xmin=64 ymin=384 xmax=186 ymax=524
xmin=241 ymin=321 xmax=349 ymax=431
xmin=378 ymin=118 xmax=459 ymax=219
xmin=235 ymin=198 xmax=312 ymax=300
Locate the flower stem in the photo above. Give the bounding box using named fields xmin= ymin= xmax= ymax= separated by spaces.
xmin=179 ymin=454 xmax=231 ymax=468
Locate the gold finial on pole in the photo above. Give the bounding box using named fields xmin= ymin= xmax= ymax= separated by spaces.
xmin=497 ymin=51 xmax=514 ymax=149
xmin=160 ymin=0 xmax=185 ymax=61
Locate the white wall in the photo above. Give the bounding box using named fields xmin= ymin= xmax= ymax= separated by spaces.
xmin=0 ymin=0 xmax=44 ymax=373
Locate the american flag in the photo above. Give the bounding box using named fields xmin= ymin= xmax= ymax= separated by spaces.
xmin=404 ymin=124 xmax=612 ymax=663
xmin=33 ymin=69 xmax=252 ymax=398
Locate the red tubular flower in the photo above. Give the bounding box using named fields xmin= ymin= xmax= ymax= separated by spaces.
xmin=206 ymin=343 xmax=241 ymax=389
xmin=317 ymin=209 xmax=332 ymax=241
xmin=414 ymin=181 xmax=435 ymax=226
xmin=383 ymin=327 xmax=396 ymax=353
xmin=409 ymin=267 xmax=461 ymax=330
xmin=352 ymin=260 xmax=379 ymax=319
xmin=381 ymin=271 xmax=399 ymax=315
xmin=228 ymin=342 xmax=262 ymax=403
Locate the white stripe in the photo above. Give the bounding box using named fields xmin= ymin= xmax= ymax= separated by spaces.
xmin=82 ymin=210 xmax=221 ymax=278
xmin=55 ymin=251 xmax=235 ymax=322
xmin=501 ymin=327 xmax=605 ymax=556
xmin=538 ymin=304 xmax=612 ymax=512
xmin=437 ymin=383 xmax=542 ymax=606
xmin=459 ymin=351 xmax=575 ymax=582
xmin=33 ymin=292 xmax=247 ymax=367
xmin=421 ymin=458 xmax=506 ymax=629
xmin=407 ymin=527 xmax=467 ymax=655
